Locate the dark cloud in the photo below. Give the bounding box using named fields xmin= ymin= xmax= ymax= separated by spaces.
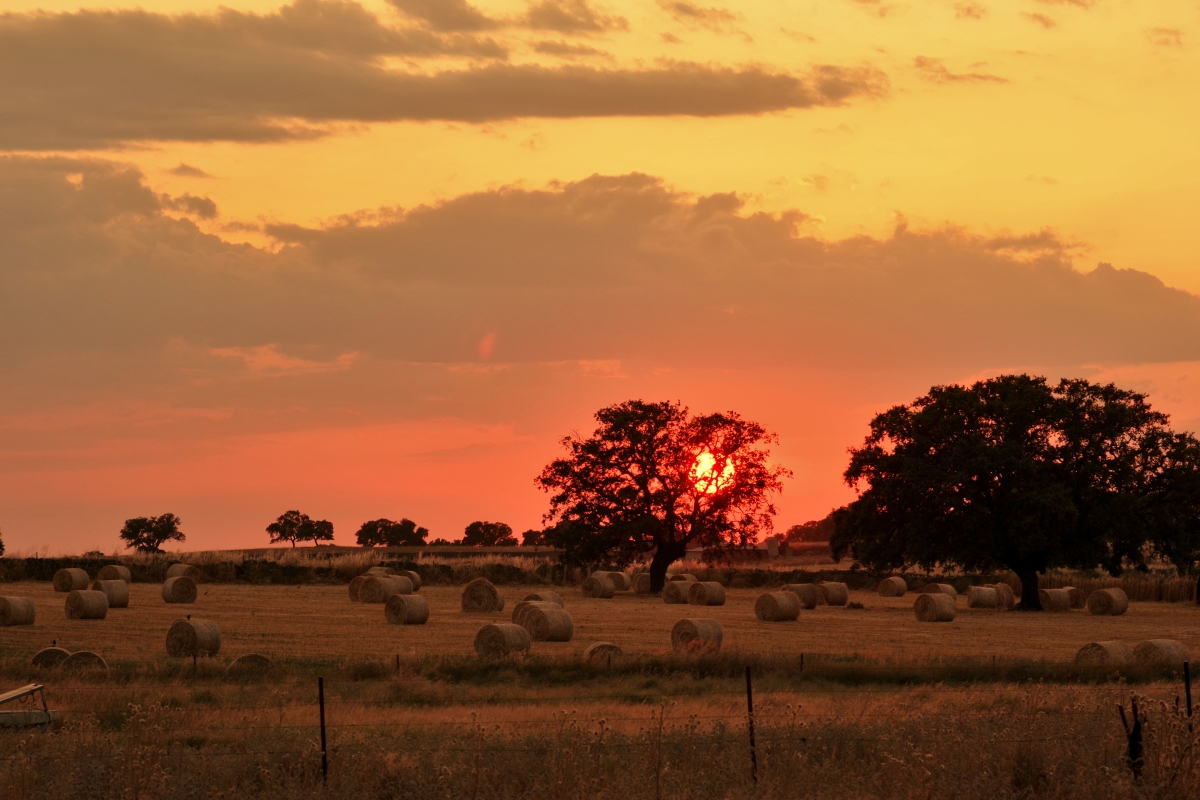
xmin=913 ymin=56 xmax=1008 ymax=84
xmin=658 ymin=1 xmax=740 ymax=32
xmin=385 ymin=0 xmax=499 ymax=32
xmin=524 ymin=0 xmax=628 ymax=33
xmin=163 ymin=193 xmax=219 ymax=219
xmin=532 ymin=40 xmax=614 ymax=59
xmin=0 ymin=5 xmax=887 ymax=150
xmin=167 ymin=164 xmax=215 ymax=178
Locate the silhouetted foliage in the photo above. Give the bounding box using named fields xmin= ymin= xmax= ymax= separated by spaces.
xmin=521 ymin=528 xmax=547 ymax=546
xmin=266 ymin=510 xmax=334 ymax=547
xmin=0 ymin=527 xmax=5 ymax=557
xmin=355 ymin=518 xmax=429 ymax=547
xmin=428 ymin=538 xmax=454 ymax=546
xmin=461 ymin=520 xmax=517 ymax=546
xmin=119 ymin=513 xmax=185 ymax=553
xmin=832 ymin=375 xmax=1200 ymax=610
xmin=538 ymin=399 xmax=790 ymax=591
xmin=785 ymin=515 xmax=835 ymax=542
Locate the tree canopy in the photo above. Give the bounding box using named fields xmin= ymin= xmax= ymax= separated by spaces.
xmin=266 ymin=510 xmax=334 ymax=547
xmin=538 ymin=399 xmax=789 ymax=591
xmin=832 ymin=374 xmax=1200 ymax=609
xmin=119 ymin=513 xmax=185 ymax=553
xmin=461 ymin=521 xmax=517 ymax=546
xmin=355 ymin=518 xmax=428 ymax=548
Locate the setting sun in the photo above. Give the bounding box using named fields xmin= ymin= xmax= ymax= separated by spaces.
xmin=692 ymin=450 xmax=735 ymax=495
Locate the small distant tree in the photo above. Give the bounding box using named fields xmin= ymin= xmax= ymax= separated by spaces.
xmin=784 ymin=515 xmax=835 ymax=543
xmin=266 ymin=510 xmax=334 ymax=547
xmin=428 ymin=537 xmax=454 ymax=546
xmin=355 ymin=518 xmax=429 ymax=547
xmin=461 ymin=521 xmax=517 ymax=546
xmin=0 ymin=527 xmax=6 ymax=556
xmin=119 ymin=514 xmax=185 ymax=553
xmin=521 ymin=528 xmax=546 ymax=546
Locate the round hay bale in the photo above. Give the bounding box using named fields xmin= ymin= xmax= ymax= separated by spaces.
xmin=687 ymin=581 xmax=726 ymax=606
xmin=462 ymin=578 xmax=505 ymax=612
xmin=90 ymin=580 xmax=129 ymax=609
xmin=167 ymin=618 xmax=222 ymax=657
xmin=364 ymin=566 xmax=395 ymax=576
xmin=582 ymin=574 xmax=616 ymax=598
xmin=967 ymin=586 xmax=998 ymax=609
xmin=524 ymin=607 xmax=573 ymax=642
xmin=359 ymin=575 xmax=413 ymax=604
xmin=878 ymin=576 xmax=907 ymax=597
xmin=474 ymin=623 xmax=530 ymax=657
xmin=783 ymin=583 xmax=819 ymax=609
xmin=1065 ymin=587 xmax=1086 ymax=609
xmin=226 ymin=653 xmax=273 ymax=676
xmin=522 ymin=591 xmax=563 ymax=606
xmin=384 ymin=594 xmax=430 ymax=625
xmin=670 ymin=618 xmax=723 ymax=653
xmin=97 ymin=565 xmax=132 ymax=583
xmin=1087 ymin=588 xmax=1129 ymax=616
xmin=348 ymin=575 xmax=368 ymax=602
xmin=65 ymin=590 xmax=108 ymax=620
xmin=662 ymin=581 xmax=689 ymax=604
xmin=1038 ymin=588 xmax=1072 ymax=612
xmin=633 ymin=573 xmax=652 ymax=594
xmin=1075 ymin=641 xmax=1133 ymax=666
xmin=992 ymin=582 xmax=1016 ymax=610
xmin=583 ymin=642 xmax=623 ymax=665
xmin=818 ymin=582 xmax=849 ymax=606
xmin=913 ymin=593 xmax=956 ymax=622
xmin=1001 ymin=571 xmax=1023 ymax=597
xmin=31 ymin=647 xmax=71 ymax=668
xmin=922 ymin=583 xmax=958 ymax=599
xmin=606 ymin=572 xmax=632 ymax=591
xmin=668 ymin=573 xmax=698 ymax=582
xmin=755 ymin=591 xmax=800 ymax=622
xmin=165 ymin=564 xmax=202 ymax=582
xmin=53 ymin=568 xmax=89 ymax=593
xmin=162 ymin=576 xmax=197 ymax=604
xmin=512 ymin=600 xmax=560 ymax=627
xmin=397 ymin=570 xmax=421 ymax=591
xmin=0 ymin=596 xmax=36 ymax=626
xmin=1133 ymin=639 xmax=1190 ymax=667
xmin=62 ymin=651 xmax=108 ymax=672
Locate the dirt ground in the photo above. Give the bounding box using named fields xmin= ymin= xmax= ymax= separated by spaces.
xmin=3 ymin=580 xmax=1198 ymax=666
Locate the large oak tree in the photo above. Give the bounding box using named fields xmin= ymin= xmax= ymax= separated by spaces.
xmin=832 ymin=375 xmax=1200 ymax=609
xmin=537 ymin=400 xmax=790 ymax=591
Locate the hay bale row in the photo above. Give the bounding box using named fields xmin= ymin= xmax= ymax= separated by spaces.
xmin=53 ymin=568 xmax=89 ymax=593
xmin=90 ymin=579 xmax=129 ymax=609
xmin=1038 ymin=588 xmax=1072 ymax=612
xmin=1074 ymin=639 xmax=1190 ymax=667
xmin=1075 ymin=641 xmax=1132 ymax=666
xmin=922 ymin=583 xmax=957 ymax=598
xmin=662 ymin=581 xmax=690 ymax=604
xmin=914 ymin=593 xmax=956 ymax=622
xmin=384 ymin=594 xmax=430 ymax=625
xmin=878 ymin=577 xmax=907 ymax=597
xmin=0 ymin=596 xmax=35 ymax=626
xmin=359 ymin=575 xmax=413 ymax=604
xmin=32 ymin=645 xmax=108 ymax=672
xmin=783 ymin=583 xmax=819 ymax=609
xmin=523 ymin=607 xmax=574 ymax=642
xmin=65 ymin=590 xmax=108 ymax=620
xmin=474 ymin=623 xmax=530 ymax=657
xmin=606 ymin=572 xmax=631 ymax=591
xmin=1134 ymin=639 xmax=1190 ymax=666
xmin=462 ymin=578 xmax=505 ymax=612
xmin=967 ymin=586 xmax=998 ymax=609
xmin=98 ymin=565 xmax=132 ymax=583
xmin=817 ymin=582 xmax=849 ymax=606
xmin=162 ymin=576 xmax=197 ymax=604
xmin=687 ymin=581 xmax=726 ymax=606
xmin=1087 ymin=588 xmax=1128 ymax=616
xmin=671 ymin=618 xmax=723 ymax=652
xmin=755 ymin=591 xmax=800 ymax=621
xmin=167 ymin=618 xmax=221 ymax=657
xmin=668 ymin=573 xmax=698 ymax=583
xmin=31 ymin=647 xmax=72 ymax=668
xmin=582 ymin=574 xmax=615 ymax=598
xmin=583 ymin=642 xmax=623 ymax=665
xmin=633 ymin=573 xmax=652 ymax=594
xmin=166 ymin=564 xmax=203 ymax=582
xmin=522 ymin=591 xmax=562 ymax=606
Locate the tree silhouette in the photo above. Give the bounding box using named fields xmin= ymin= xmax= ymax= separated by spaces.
xmin=461 ymin=521 xmax=517 ymax=546
xmin=119 ymin=513 xmax=185 ymax=553
xmin=832 ymin=375 xmax=1200 ymax=609
xmin=538 ymin=400 xmax=790 ymax=592
xmin=521 ymin=528 xmax=546 ymax=546
xmin=355 ymin=518 xmax=429 ymax=547
xmin=266 ymin=510 xmax=334 ymax=547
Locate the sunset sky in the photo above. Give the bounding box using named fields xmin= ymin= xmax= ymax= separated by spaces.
xmin=2 ymin=0 xmax=1199 ymax=554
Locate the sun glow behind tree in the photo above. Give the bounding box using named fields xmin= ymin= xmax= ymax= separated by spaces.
xmin=691 ymin=450 xmax=735 ymax=495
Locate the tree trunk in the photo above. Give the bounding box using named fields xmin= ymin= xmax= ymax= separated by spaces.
xmin=649 ymin=541 xmax=687 ymax=593
xmin=1016 ymin=566 xmax=1042 ymax=611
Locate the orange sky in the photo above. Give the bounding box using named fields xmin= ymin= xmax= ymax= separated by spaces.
xmin=2 ymin=0 xmax=1199 ymax=554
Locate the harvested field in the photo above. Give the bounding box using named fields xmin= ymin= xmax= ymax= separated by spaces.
xmin=1 ymin=581 xmax=1198 ymax=666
